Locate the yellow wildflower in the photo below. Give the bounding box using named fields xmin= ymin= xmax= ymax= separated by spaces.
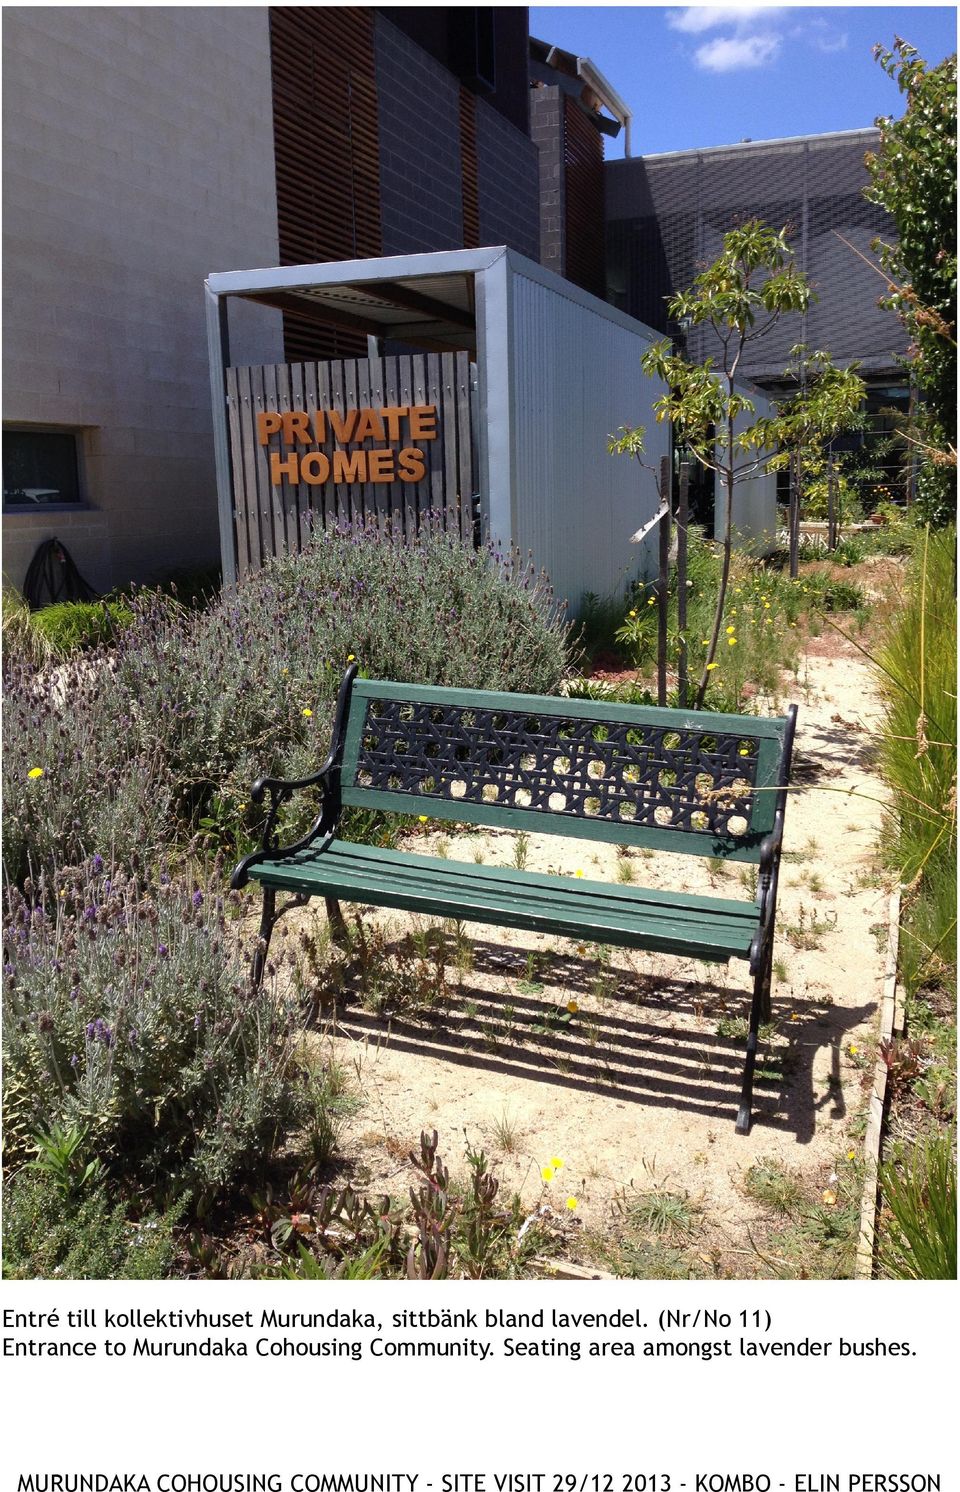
xmin=281 ymin=667 xmax=289 ymax=675
xmin=575 ymin=869 xmax=584 ymax=878
xmin=739 ymin=747 xmax=749 ymax=756
xmin=628 ymin=609 xmax=637 ymax=618
xmin=847 ymin=1149 xmax=856 ymax=1160
xmin=418 ymin=815 xmax=428 ymax=824
xmin=728 ymin=637 xmax=737 ymax=647
xmin=541 ymin=1166 xmax=554 ymax=1182
xmin=237 ymin=803 xmax=247 ymax=813
xmin=566 ymin=1196 xmax=578 ymax=1211
xmin=347 ymin=652 xmax=356 ymax=662
xmin=302 ymin=707 xmax=313 ymax=718
xmin=551 ymin=1157 xmax=564 ymax=1170
xmin=726 ymin=625 xmax=735 ymax=634
xmin=647 ymin=597 xmax=656 ymax=606
xmin=822 ymin=1188 xmax=837 ymax=1206
xmin=849 ymin=1043 xmax=858 ymax=1056
xmin=566 ymin=999 xmax=579 ymax=1014
xmin=706 ymin=662 xmax=718 ymax=671
xmin=27 ymin=767 xmax=44 ymax=779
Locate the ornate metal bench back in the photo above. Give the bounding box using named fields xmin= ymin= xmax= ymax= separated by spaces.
xmin=340 ymin=680 xmax=789 ymax=861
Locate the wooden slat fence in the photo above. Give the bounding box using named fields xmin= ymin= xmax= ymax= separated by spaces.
xmin=226 ymin=351 xmax=476 ymax=578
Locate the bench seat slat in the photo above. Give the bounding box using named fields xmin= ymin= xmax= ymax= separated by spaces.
xmin=249 ymin=840 xmax=759 ymax=961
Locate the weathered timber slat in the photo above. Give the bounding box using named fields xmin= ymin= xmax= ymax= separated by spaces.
xmin=225 ymin=353 xmax=477 ymax=573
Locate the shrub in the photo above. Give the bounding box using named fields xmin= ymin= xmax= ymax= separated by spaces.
xmin=2 ymin=1169 xmax=182 ymax=1280
xmin=877 ymin=1128 xmax=957 ymax=1280
xmin=4 ymin=524 xmax=567 ymax=881
xmin=30 ymin=598 xmax=134 ymax=655
xmin=1 ymin=652 xmax=173 ymax=884
xmin=875 ymin=527 xmax=956 ymax=996
xmin=2 ymin=860 xmax=302 ymax=1192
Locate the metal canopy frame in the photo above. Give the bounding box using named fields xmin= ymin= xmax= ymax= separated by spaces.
xmin=205 ymin=245 xmax=659 ymax=590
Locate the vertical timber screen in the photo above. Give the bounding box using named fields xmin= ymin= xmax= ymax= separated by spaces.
xmin=226 ymin=350 xmax=475 ymax=578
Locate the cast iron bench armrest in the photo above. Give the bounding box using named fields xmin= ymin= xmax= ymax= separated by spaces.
xmin=230 ymin=664 xmax=358 ymax=890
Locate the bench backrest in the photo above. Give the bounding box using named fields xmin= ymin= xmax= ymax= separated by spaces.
xmin=339 ymin=678 xmax=792 ymax=862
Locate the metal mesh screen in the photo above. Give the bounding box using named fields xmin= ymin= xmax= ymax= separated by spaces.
xmin=606 ymin=132 xmax=907 ymax=383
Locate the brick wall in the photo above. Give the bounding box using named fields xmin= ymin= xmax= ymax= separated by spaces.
xmin=374 ymin=12 xmax=540 ymax=262
xmin=475 ymin=96 xmax=541 ymax=260
xmin=2 ymin=7 xmax=282 ymax=592
xmin=531 ymin=86 xmax=564 ymax=275
xmin=374 ymin=14 xmax=464 ymax=254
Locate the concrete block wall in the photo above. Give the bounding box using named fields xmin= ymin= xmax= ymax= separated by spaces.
xmin=2 ymin=6 xmax=283 ymax=595
xmin=475 ymin=97 xmax=541 ymax=261
xmin=374 ymin=15 xmax=464 ymax=255
xmin=531 ymin=86 xmax=564 ymax=276
xmin=374 ymin=12 xmax=540 ymax=263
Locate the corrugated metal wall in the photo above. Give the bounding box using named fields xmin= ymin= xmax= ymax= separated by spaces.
xmin=506 ymin=266 xmax=669 ymax=612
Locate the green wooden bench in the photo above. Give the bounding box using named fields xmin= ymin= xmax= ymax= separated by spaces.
xmin=231 ymin=664 xmax=797 ymax=1134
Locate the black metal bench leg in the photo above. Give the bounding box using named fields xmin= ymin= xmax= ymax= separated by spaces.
xmin=325 ymin=897 xmax=349 ymax=946
xmin=736 ymin=939 xmax=773 ymax=1136
xmin=251 ymin=887 xmax=277 ymax=988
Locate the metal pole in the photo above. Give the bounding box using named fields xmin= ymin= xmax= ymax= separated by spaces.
xmin=677 ymin=461 xmax=690 ymax=709
xmin=205 ymin=284 xmax=236 ymax=593
xmin=827 ymin=455 xmax=838 ymax=551
xmin=657 ymin=453 xmax=671 ymax=707
xmin=788 ymin=452 xmax=800 ymax=580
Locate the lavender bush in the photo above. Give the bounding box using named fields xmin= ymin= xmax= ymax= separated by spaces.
xmin=4 ymin=522 xmax=567 ymax=881
xmin=2 ymin=859 xmax=302 ymax=1191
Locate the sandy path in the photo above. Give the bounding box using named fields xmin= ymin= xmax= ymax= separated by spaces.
xmin=289 ymin=646 xmax=890 ymax=1250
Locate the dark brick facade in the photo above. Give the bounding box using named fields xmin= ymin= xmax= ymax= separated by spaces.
xmin=374 ymin=14 xmax=464 ymax=254
xmin=373 ymin=12 xmax=539 ymax=261
xmin=475 ymin=95 xmax=541 ymax=260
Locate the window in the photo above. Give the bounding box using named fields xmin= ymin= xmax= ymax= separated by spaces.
xmin=3 ymin=428 xmax=82 ymax=508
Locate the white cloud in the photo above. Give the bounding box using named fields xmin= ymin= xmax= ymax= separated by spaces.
xmin=694 ymin=32 xmax=782 ymax=71
xmin=810 ymin=20 xmax=848 ymax=53
xmin=667 ymin=6 xmax=781 ymax=35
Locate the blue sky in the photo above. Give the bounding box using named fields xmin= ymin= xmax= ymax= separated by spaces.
xmin=530 ymin=5 xmax=958 ymax=155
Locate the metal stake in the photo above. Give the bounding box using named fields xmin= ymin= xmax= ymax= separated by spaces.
xmin=677 ymin=461 xmax=690 ymax=709
xmin=657 ymin=453 xmax=671 ymax=707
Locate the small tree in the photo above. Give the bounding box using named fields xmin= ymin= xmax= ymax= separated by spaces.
xmin=761 ymin=346 xmax=866 ymax=565
xmin=864 ymin=39 xmax=957 ymax=523
xmin=616 ymin=221 xmax=862 ymax=708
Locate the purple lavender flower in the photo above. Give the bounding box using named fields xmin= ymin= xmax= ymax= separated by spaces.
xmin=83 ymin=905 xmax=97 ymax=922
xmin=69 ymin=987 xmax=80 ymax=1002
xmin=70 ymin=1053 xmax=79 ymax=1069
xmin=193 ymin=1013 xmax=202 ymax=1031
xmin=192 ymin=890 xmax=204 ymax=910
xmin=158 ymin=944 xmax=169 ymax=959
xmin=92 ymin=853 xmax=104 ymax=873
